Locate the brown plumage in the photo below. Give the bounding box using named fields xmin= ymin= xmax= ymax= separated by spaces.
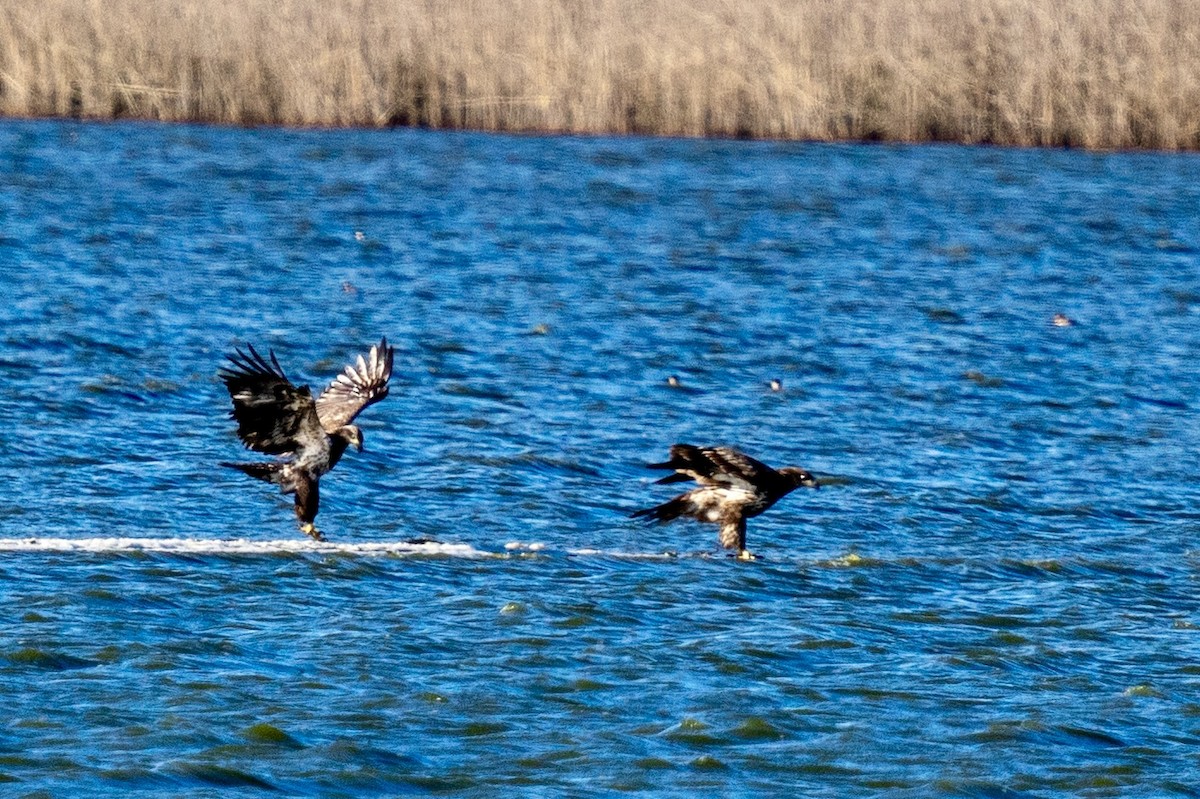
xmin=632 ymin=444 xmax=819 ymax=559
xmin=219 ymin=338 xmax=394 ymax=539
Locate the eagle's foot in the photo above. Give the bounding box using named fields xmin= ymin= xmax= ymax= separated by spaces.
xmin=736 ymin=549 xmax=757 ymax=561
xmin=300 ymin=523 xmax=325 ymax=541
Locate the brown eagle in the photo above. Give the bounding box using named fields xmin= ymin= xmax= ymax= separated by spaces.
xmin=219 ymin=338 xmax=394 ymax=539
xmin=632 ymin=444 xmax=819 ymax=559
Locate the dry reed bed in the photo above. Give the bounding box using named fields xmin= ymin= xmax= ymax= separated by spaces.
xmin=2 ymin=0 xmax=1198 ymax=148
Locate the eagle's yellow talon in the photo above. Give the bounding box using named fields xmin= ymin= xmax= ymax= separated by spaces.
xmin=737 ymin=549 xmax=756 ymax=561
xmin=300 ymin=523 xmax=324 ymax=541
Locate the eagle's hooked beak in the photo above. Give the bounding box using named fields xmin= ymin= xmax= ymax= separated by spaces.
xmin=357 ymin=441 xmax=365 ymax=453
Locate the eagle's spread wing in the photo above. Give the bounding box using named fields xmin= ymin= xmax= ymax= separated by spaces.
xmin=220 ymin=344 xmax=326 ymax=456
xmin=650 ymin=444 xmax=776 ymax=491
xmin=315 ymin=338 xmax=394 ymax=432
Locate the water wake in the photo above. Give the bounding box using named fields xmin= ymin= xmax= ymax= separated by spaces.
xmin=0 ymin=537 xmax=730 ymax=560
xmin=0 ymin=538 xmax=912 ymax=564
xmin=0 ymin=536 xmax=492 ymax=557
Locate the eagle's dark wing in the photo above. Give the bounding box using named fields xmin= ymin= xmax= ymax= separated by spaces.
xmin=700 ymin=447 xmax=778 ymax=487
xmin=649 ymin=444 xmax=775 ymax=490
xmin=220 ymin=344 xmax=326 ymax=456
xmin=315 ymin=338 xmax=394 ymax=432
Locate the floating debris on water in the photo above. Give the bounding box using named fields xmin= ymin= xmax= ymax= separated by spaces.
xmin=825 ymin=552 xmax=872 ymax=568
xmin=1123 ymin=684 xmax=1164 ymax=698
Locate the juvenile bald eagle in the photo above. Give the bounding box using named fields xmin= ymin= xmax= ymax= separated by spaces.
xmin=632 ymin=444 xmax=819 ymax=559
xmin=219 ymin=338 xmax=394 ymax=540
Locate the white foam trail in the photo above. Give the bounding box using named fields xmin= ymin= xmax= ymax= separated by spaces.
xmin=566 ymin=547 xmax=683 ymax=560
xmin=0 ymin=537 xmax=491 ymax=557
xmin=0 ymin=537 xmax=763 ymax=561
xmin=513 ymin=541 xmax=732 ymax=560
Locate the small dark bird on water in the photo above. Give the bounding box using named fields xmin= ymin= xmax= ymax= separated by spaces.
xmin=219 ymin=338 xmax=394 ymax=540
xmin=632 ymin=444 xmax=819 ymax=559
xmin=1052 ymin=313 xmax=1076 ymax=327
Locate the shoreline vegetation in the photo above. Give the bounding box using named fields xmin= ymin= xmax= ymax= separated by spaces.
xmin=2 ymin=0 xmax=1199 ymax=150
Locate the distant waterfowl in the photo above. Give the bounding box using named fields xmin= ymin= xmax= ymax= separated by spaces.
xmin=1052 ymin=313 xmax=1076 ymax=327
xmin=220 ymin=338 xmax=394 ymax=540
xmin=632 ymin=444 xmax=819 ymax=559
xmin=663 ymin=374 xmax=703 ymax=395
xmin=769 ymin=378 xmax=783 ymax=392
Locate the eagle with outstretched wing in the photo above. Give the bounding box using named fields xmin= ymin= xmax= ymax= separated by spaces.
xmin=219 ymin=338 xmax=394 ymax=539
xmin=632 ymin=444 xmax=819 ymax=559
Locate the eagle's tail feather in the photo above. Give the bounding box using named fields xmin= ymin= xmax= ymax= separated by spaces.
xmin=222 ymin=461 xmax=283 ymax=485
xmin=631 ymin=494 xmax=690 ymax=524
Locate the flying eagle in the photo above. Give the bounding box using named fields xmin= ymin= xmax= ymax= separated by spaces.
xmin=632 ymin=444 xmax=819 ymax=559
xmin=219 ymin=338 xmax=394 ymax=539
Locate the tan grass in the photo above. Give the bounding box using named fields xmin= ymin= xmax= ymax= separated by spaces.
xmin=1 ymin=0 xmax=1198 ymax=148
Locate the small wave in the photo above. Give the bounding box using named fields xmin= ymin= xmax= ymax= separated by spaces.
xmin=0 ymin=537 xmax=492 ymax=557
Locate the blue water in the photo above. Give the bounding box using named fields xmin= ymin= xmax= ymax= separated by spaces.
xmin=3 ymin=119 xmax=1200 ymax=796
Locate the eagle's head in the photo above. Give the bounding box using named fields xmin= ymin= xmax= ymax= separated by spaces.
xmin=779 ymin=467 xmax=819 ymax=490
xmin=337 ymin=424 xmax=365 ymax=452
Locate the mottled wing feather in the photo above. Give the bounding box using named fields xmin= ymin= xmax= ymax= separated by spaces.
xmin=315 ymin=338 xmax=394 ymax=432
xmin=700 ymin=447 xmax=777 ymax=488
xmin=220 ymin=344 xmax=326 ymax=456
xmin=647 ymin=444 xmax=712 ymax=483
xmin=651 ymin=444 xmax=774 ymax=490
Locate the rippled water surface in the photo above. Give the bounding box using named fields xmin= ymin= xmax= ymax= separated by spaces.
xmin=3 ymin=120 xmax=1200 ymax=796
